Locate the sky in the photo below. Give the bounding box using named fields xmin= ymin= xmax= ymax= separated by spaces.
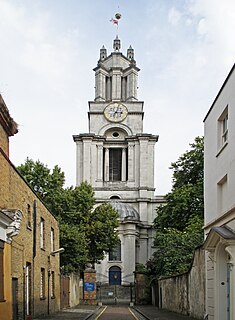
xmin=0 ymin=0 xmax=235 ymax=195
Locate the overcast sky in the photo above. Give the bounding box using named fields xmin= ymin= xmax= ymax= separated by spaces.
xmin=0 ymin=0 xmax=235 ymax=195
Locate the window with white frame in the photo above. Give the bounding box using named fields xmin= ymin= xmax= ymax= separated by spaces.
xmin=40 ymin=268 xmax=45 ymax=299
xmin=50 ymin=228 xmax=54 ymax=253
xmin=222 ymin=113 xmax=228 ymax=143
xmin=51 ymin=271 xmax=55 ymax=298
xmin=109 ymin=240 xmax=121 ymax=261
xmin=217 ymin=174 xmax=227 ymax=214
xmin=27 ymin=204 xmax=32 ymax=229
xmin=40 ymin=218 xmax=45 ymax=249
xmin=218 ymin=106 xmax=228 ymax=149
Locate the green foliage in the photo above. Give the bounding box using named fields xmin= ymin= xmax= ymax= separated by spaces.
xmin=171 ymin=136 xmax=204 ymax=188
xmin=85 ymin=203 xmax=119 ymax=264
xmin=155 ymin=137 xmax=204 ymax=232
xmin=150 ymin=137 xmax=204 ymax=278
xmin=17 ymin=160 xmax=119 ymax=273
xmin=135 ymin=263 xmax=148 ymax=274
xmin=59 ymin=222 xmax=88 ymax=273
xmin=17 ymin=157 xmax=66 ymax=216
xmin=149 ymin=216 xmax=203 ymax=277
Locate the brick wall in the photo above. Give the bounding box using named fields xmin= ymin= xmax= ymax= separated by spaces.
xmin=0 ymin=148 xmax=60 ymax=319
xmin=83 ymin=270 xmax=96 ymax=305
xmin=0 ymin=124 xmax=9 ymax=156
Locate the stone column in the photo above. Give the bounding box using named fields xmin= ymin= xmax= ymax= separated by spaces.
xmin=75 ymin=141 xmax=83 ymax=185
xmin=127 ymin=72 xmax=136 ymax=100
xmin=95 ymin=72 xmax=106 ymax=101
xmin=139 ymin=138 xmax=148 ymax=187
xmin=128 ymin=143 xmax=135 ymax=181
xmin=123 ymin=225 xmax=136 ymax=283
xmin=101 ymin=73 xmax=106 ymax=100
xmin=97 ymin=145 xmax=103 ymax=181
xmin=83 ymin=139 xmax=91 ymax=182
xmin=121 ymin=148 xmax=127 ymax=181
xmin=104 ymin=148 xmax=109 ymax=181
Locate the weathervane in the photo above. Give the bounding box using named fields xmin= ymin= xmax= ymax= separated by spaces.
xmin=110 ymin=12 xmax=122 ymax=33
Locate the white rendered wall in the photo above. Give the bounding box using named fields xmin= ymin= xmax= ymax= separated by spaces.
xmin=204 ymin=68 xmax=235 ymax=226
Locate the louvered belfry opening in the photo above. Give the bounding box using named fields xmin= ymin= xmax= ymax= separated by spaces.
xmin=109 ymin=148 xmax=122 ymax=181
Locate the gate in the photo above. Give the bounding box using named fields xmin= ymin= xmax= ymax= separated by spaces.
xmin=60 ymin=275 xmax=70 ymax=309
xmin=97 ymin=282 xmax=135 ymax=305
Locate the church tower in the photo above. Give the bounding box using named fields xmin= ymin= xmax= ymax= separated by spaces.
xmin=73 ymin=37 xmax=161 ymax=284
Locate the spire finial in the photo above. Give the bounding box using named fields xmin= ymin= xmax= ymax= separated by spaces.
xmin=110 ymin=12 xmax=122 ymax=34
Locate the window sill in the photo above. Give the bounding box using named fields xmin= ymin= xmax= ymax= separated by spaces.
xmin=40 ymin=297 xmax=46 ymax=301
xmin=27 ymin=226 xmax=32 ymax=231
xmin=216 ymin=141 xmax=228 ymax=157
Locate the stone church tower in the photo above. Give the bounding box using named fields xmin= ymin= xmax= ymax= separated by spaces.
xmin=73 ymin=37 xmax=162 ymax=284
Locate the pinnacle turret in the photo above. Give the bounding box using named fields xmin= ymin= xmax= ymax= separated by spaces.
xmin=113 ymin=35 xmax=121 ymax=52
xmin=127 ymin=45 xmax=134 ymax=60
xmin=100 ymin=45 xmax=107 ymax=61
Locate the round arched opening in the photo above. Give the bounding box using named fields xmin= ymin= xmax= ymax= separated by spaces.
xmin=110 ymin=195 xmax=121 ymax=200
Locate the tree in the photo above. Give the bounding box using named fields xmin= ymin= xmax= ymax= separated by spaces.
xmin=60 ymin=182 xmax=119 ymax=269
xmin=148 ymin=216 xmax=203 ymax=277
xmin=154 ymin=137 xmax=204 ymax=231
xmin=17 ymin=160 xmax=119 ymax=272
xmin=149 ymin=137 xmax=204 ymax=278
xmin=17 ymin=157 xmax=65 ymax=217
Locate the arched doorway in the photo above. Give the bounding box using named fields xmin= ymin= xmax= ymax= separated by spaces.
xmin=109 ymin=266 xmax=121 ymax=285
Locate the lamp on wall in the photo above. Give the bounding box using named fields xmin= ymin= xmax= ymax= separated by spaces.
xmin=50 ymin=248 xmax=65 ymax=256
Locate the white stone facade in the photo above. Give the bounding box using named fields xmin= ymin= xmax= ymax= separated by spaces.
xmin=73 ymin=37 xmax=164 ymax=284
xmin=204 ymin=64 xmax=235 ymax=320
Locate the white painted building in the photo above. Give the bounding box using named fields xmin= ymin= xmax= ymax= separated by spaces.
xmin=204 ymin=64 xmax=235 ymax=320
xmin=73 ymin=37 xmax=164 ymax=284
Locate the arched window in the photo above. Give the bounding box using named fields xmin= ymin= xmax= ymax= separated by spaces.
xmin=109 ymin=240 xmax=121 ymax=261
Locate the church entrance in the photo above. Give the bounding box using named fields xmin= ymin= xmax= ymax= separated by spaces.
xmin=109 ymin=266 xmax=121 ymax=285
xmin=97 ymin=270 xmax=135 ymax=305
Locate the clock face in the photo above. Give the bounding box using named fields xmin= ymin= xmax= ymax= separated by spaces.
xmin=104 ymin=103 xmax=128 ymax=122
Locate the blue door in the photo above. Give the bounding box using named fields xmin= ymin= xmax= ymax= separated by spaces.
xmin=109 ymin=266 xmax=121 ymax=285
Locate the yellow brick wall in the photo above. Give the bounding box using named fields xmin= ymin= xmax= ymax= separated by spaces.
xmin=0 ymin=150 xmax=61 ymax=319
xmin=0 ymin=243 xmax=12 ymax=320
xmin=0 ymin=124 xmax=9 ymax=156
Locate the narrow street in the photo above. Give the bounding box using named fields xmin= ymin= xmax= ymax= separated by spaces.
xmin=34 ymin=304 xmax=199 ymax=320
xmin=92 ymin=305 xmax=198 ymax=320
xmin=95 ymin=306 xmax=144 ymax=320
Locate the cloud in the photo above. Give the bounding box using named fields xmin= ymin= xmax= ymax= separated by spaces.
xmin=168 ymin=7 xmax=182 ymax=26
xmin=188 ymin=0 xmax=235 ymax=59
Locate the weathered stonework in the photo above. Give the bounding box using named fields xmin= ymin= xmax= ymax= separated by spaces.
xmin=73 ymin=38 xmax=165 ymax=285
xmin=157 ymin=247 xmax=205 ymax=319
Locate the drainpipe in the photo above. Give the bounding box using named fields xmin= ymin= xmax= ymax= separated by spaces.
xmin=32 ymin=200 xmax=37 ymax=318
